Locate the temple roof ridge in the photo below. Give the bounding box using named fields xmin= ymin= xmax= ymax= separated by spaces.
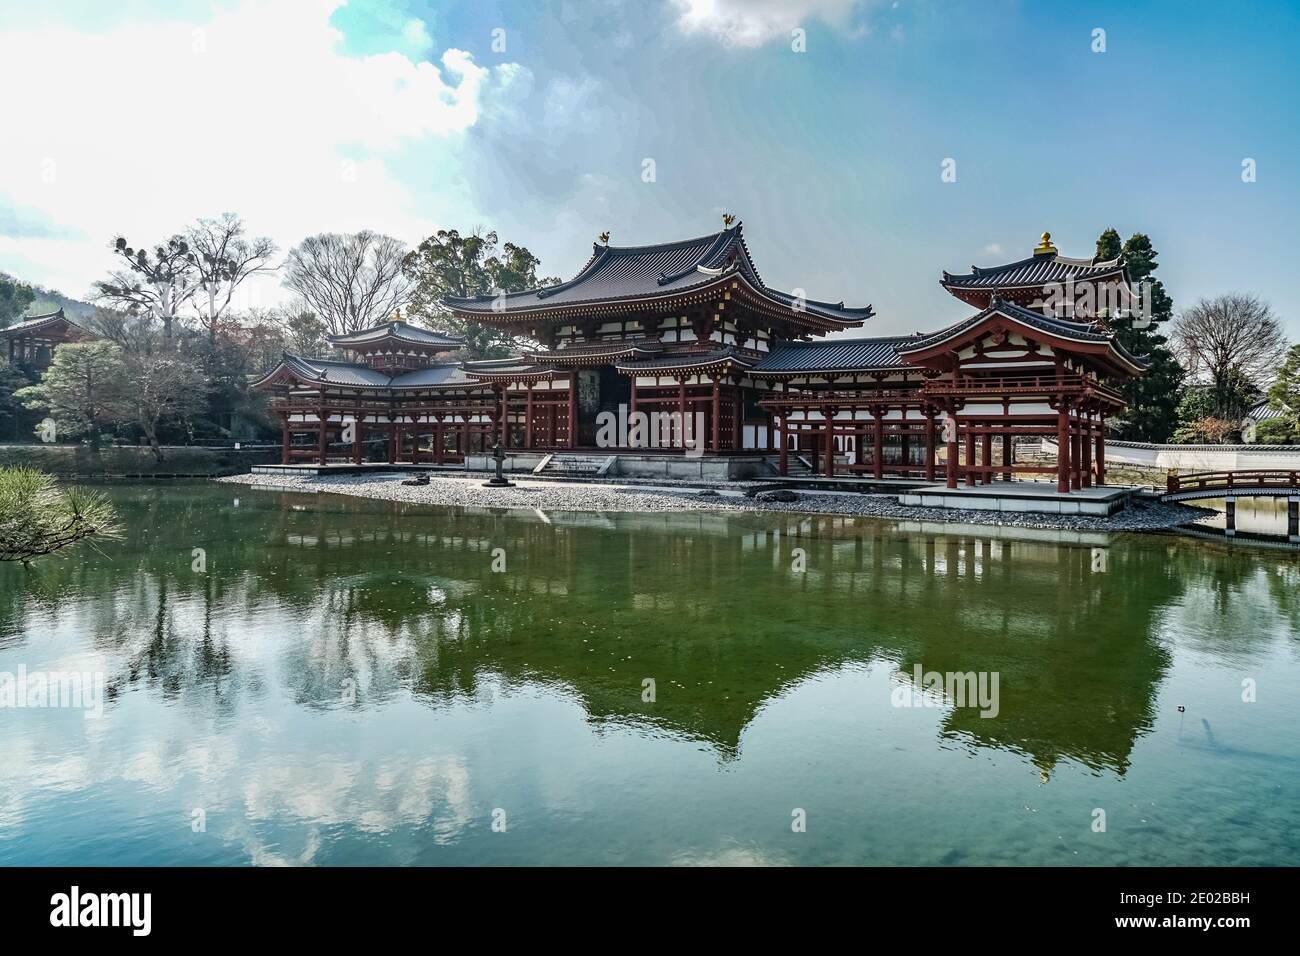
xmin=328 ymin=319 xmax=463 ymax=348
xmin=440 ymin=222 xmax=870 ymax=328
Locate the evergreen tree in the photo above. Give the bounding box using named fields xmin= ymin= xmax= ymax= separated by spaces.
xmin=16 ymin=342 xmax=127 ymax=450
xmin=1096 ymin=228 xmax=1184 ymax=441
xmin=0 ymin=276 xmax=36 ymax=329
xmin=0 ymin=466 xmax=122 ymax=564
xmin=401 ymin=229 xmax=560 ymax=357
xmin=1267 ymin=343 xmax=1300 ymax=417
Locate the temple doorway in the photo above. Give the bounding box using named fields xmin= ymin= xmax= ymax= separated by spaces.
xmin=576 ymin=366 xmax=631 ymax=447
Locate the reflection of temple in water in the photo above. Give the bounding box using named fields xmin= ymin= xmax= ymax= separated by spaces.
xmin=1 ymin=486 xmax=1209 ymax=775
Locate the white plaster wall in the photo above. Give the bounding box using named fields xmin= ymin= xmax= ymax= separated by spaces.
xmin=1045 ymin=440 xmax=1300 ymax=471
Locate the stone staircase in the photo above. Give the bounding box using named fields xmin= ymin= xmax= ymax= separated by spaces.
xmin=533 ymin=453 xmax=618 ymax=478
xmin=784 ymin=455 xmax=815 ymax=476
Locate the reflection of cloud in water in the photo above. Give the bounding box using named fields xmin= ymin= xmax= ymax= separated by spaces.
xmin=0 ymin=715 xmax=475 ymax=861
xmin=227 ymin=825 xmax=322 ymax=867
xmin=671 ymin=843 xmax=791 ymax=867
xmin=241 ymin=754 xmax=473 ymax=839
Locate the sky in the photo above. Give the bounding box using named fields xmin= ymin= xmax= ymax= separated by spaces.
xmin=1 ymin=0 xmax=1298 ymax=338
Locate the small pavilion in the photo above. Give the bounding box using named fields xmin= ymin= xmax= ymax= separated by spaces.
xmin=1 ymin=309 xmax=84 ymax=371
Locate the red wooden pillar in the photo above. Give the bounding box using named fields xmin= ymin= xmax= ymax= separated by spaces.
xmin=733 ymin=385 xmax=743 ymax=451
xmin=873 ymin=410 xmax=884 ymax=479
xmin=387 ymin=419 xmax=398 ymax=463
xmin=1056 ymin=403 xmax=1070 ymax=493
xmin=677 ymin=378 xmax=687 ymax=450
xmin=824 ymin=414 xmax=835 ymax=478
xmin=280 ymin=414 xmax=290 ymax=464
xmin=810 ymin=423 xmax=819 ymax=474
xmin=317 ymin=410 xmax=329 ymax=466
xmin=354 ymin=412 xmax=364 ymax=464
xmin=945 ymin=414 xmax=958 ymax=489
xmin=981 ymin=432 xmax=991 ymax=486
xmin=711 ymin=377 xmax=720 ymax=451
xmin=778 ymin=416 xmax=788 ymax=475
xmin=1001 ymin=430 xmax=1012 ymax=481
xmin=1096 ymin=421 xmax=1106 ymax=485
xmin=435 ymin=419 xmax=444 ymax=464
xmin=525 ymin=385 xmax=534 ymax=449
xmin=899 ymin=432 xmax=909 ymax=476
xmin=964 ymin=429 xmax=976 ymax=487
xmin=499 ymin=388 xmax=509 ymax=448
xmin=567 ymin=376 xmax=577 ymax=449
xmin=925 ymin=409 xmax=936 ymax=482
xmin=1081 ymin=416 xmax=1093 ymax=488
xmin=1071 ymin=428 xmax=1082 ymax=490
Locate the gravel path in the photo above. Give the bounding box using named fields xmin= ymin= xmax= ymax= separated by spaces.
xmin=218 ymin=471 xmax=1210 ymax=533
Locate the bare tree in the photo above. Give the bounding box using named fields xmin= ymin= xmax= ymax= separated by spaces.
xmin=1172 ymin=293 xmax=1289 ymax=388
xmin=186 ymin=213 xmax=278 ymax=342
xmin=107 ymin=351 xmax=208 ymax=461
xmin=281 ymin=231 xmax=411 ymax=335
xmin=95 ymin=236 xmax=200 ymax=340
xmin=83 ymin=306 xmax=158 ymax=354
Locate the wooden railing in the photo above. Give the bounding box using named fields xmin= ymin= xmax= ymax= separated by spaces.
xmin=757 ymin=388 xmax=924 ymax=408
xmin=1167 ymin=470 xmax=1300 ymax=494
xmin=922 ymin=373 xmax=1122 ymax=403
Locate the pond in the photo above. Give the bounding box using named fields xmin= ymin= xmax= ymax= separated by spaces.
xmin=1 ymin=484 xmax=1297 ymax=865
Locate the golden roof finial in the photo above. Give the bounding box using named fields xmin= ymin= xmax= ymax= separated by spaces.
xmin=598 ymin=231 xmax=610 ymax=246
xmin=722 ymin=213 xmax=736 ymax=228
xmin=1034 ymin=231 xmax=1057 ymax=255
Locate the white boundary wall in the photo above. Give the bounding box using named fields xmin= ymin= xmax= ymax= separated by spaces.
xmin=1044 ymin=439 xmax=1300 ymax=471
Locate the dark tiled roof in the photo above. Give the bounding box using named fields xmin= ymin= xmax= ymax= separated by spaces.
xmin=901 ymin=300 xmax=1111 ymax=353
xmin=264 ymin=354 xmax=486 ymax=390
xmin=442 ymin=223 xmax=872 ymax=324
xmin=329 ymin=320 xmax=463 ymax=349
xmin=1247 ymin=400 xmax=1288 ymax=422
xmin=462 ymin=356 xmax=562 ymax=379
xmin=281 ymin=354 xmax=393 ymax=387
xmin=941 ymin=252 xmax=1126 ymax=291
xmin=614 ymin=346 xmax=757 ymax=373
xmin=0 ymin=308 xmax=77 ymax=337
xmin=526 ymin=337 xmax=664 ymax=361
xmin=898 ymin=299 xmax=1149 ymax=370
xmin=752 ymin=336 xmax=916 ymax=374
xmin=462 ymin=356 xmax=533 ymax=372
xmin=389 ymin=364 xmax=478 ymax=388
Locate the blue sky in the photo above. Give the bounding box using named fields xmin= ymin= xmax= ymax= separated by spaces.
xmin=2 ymin=0 xmax=1297 ymax=337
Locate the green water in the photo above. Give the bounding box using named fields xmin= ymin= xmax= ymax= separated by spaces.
xmin=1 ymin=484 xmax=1297 ymax=866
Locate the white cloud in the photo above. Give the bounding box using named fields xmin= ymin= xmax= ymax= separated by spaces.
xmin=670 ymin=0 xmax=869 ymax=48
xmin=983 ymin=243 xmax=1003 ymax=256
xmin=401 ymin=16 xmax=434 ymax=57
xmin=0 ymin=0 xmax=517 ymax=303
xmin=543 ymin=75 xmax=601 ymax=128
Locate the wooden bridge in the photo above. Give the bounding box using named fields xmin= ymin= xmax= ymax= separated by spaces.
xmin=1164 ymin=470 xmax=1300 ymax=500
xmin=1163 ymin=470 xmax=1300 ymax=539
